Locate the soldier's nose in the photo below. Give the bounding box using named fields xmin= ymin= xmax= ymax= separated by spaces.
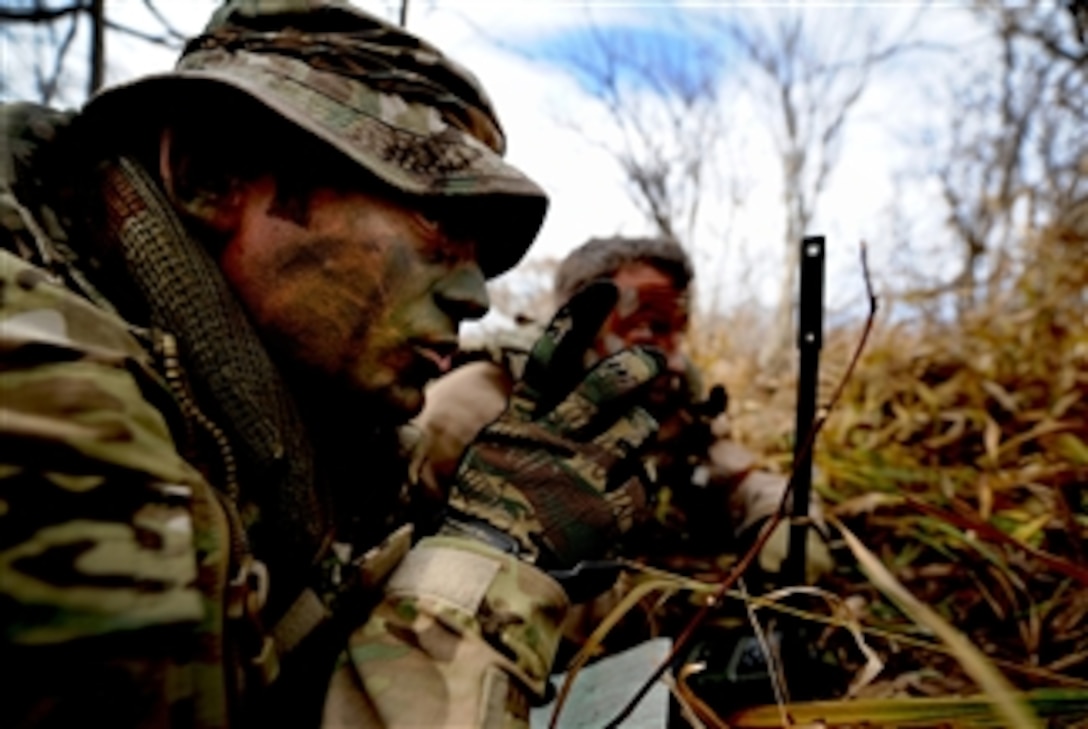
xmin=436 ymin=264 xmax=490 ymax=322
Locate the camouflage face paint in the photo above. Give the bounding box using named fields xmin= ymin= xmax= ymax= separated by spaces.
xmin=220 ymin=178 xmax=487 ymax=423
xmin=598 ymin=263 xmax=689 ymax=372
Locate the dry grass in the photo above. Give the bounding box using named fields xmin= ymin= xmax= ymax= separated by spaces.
xmin=669 ymin=224 xmax=1088 ymax=724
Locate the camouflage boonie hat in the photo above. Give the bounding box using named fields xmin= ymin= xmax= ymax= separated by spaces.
xmin=84 ymin=0 xmax=546 ymax=277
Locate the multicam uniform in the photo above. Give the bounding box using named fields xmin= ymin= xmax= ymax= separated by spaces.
xmin=0 ymin=3 xmax=572 ymax=728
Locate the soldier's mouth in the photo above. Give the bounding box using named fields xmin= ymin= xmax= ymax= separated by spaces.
xmin=412 ymin=339 xmax=457 ymax=377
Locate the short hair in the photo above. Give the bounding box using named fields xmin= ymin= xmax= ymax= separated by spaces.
xmin=553 ymin=236 xmax=694 ymax=303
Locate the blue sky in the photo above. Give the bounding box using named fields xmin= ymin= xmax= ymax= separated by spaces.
xmin=501 ymin=4 xmax=735 ymax=99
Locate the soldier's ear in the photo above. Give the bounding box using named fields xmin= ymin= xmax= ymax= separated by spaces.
xmin=159 ymin=127 xmax=244 ymax=234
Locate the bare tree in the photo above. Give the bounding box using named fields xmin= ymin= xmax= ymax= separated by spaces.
xmin=1 ymin=0 xmax=189 ymax=106
xmin=536 ymin=6 xmax=926 ymax=371
xmin=89 ymin=0 xmax=104 ymax=94
xmin=931 ymin=0 xmax=1086 ymax=314
xmin=2 ymin=1 xmax=84 ymax=103
xmin=719 ymin=7 xmax=926 ymax=370
xmin=544 ymin=12 xmax=730 ymax=251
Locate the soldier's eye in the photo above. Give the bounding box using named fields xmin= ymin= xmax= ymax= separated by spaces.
xmin=414 ymin=210 xmax=442 ymax=236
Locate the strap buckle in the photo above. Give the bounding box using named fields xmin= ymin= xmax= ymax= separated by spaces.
xmin=226 ymin=556 xmax=279 ymax=686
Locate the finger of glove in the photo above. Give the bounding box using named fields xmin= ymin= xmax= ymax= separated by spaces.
xmin=554 ymin=407 xmax=658 ymax=532
xmin=552 ymin=404 xmax=657 ymax=500
xmin=541 ymin=347 xmax=664 ymax=435
xmin=590 ymin=404 xmax=659 ymax=465
xmin=512 ymin=281 xmax=619 ymax=419
xmin=470 ymin=417 xmax=576 ymax=458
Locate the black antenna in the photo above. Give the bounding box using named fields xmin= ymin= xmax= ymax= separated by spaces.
xmin=784 ymin=235 xmax=825 ymax=585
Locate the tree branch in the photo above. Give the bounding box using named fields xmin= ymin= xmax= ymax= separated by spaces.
xmin=0 ymin=3 xmax=87 ymax=22
xmin=38 ymin=9 xmax=80 ymax=104
xmin=140 ymin=0 xmax=189 ymax=43
xmin=103 ymin=17 xmax=185 ymax=49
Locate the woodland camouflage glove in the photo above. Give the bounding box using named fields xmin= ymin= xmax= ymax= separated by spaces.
xmin=445 ymin=283 xmax=664 ymax=570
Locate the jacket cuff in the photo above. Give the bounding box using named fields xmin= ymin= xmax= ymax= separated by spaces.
xmin=384 ymin=536 xmax=569 ymax=696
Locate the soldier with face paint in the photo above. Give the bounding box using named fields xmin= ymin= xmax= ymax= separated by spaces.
xmin=0 ymin=2 xmax=666 ymax=727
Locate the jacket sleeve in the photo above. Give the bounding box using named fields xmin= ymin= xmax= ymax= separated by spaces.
xmin=322 ymin=536 xmax=569 ymax=729
xmin=314 ymin=363 xmax=565 ymax=729
xmin=0 ymin=252 xmax=230 ymax=728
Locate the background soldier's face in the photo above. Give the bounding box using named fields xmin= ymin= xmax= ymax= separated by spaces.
xmin=597 ymin=262 xmax=689 ymax=375
xmin=218 ymin=176 xmax=489 ymax=422
xmin=594 ymin=262 xmax=694 ymax=434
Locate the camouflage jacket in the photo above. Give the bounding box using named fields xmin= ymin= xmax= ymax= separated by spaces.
xmin=1 ymin=103 xmax=568 ymax=728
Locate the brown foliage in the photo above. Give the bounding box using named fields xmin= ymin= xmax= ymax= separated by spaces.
xmin=714 ymin=221 xmax=1087 ymax=695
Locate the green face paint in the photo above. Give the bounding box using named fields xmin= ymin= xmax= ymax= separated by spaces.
xmin=221 ymin=179 xmax=487 ymax=424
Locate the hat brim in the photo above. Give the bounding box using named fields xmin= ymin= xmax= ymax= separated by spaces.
xmin=84 ymin=52 xmax=546 ymax=278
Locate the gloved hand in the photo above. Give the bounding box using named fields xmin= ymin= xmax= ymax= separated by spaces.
xmin=444 ymin=282 xmax=665 ymax=570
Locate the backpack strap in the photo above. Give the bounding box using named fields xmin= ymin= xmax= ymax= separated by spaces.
xmin=237 ymin=523 xmax=415 ymax=687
